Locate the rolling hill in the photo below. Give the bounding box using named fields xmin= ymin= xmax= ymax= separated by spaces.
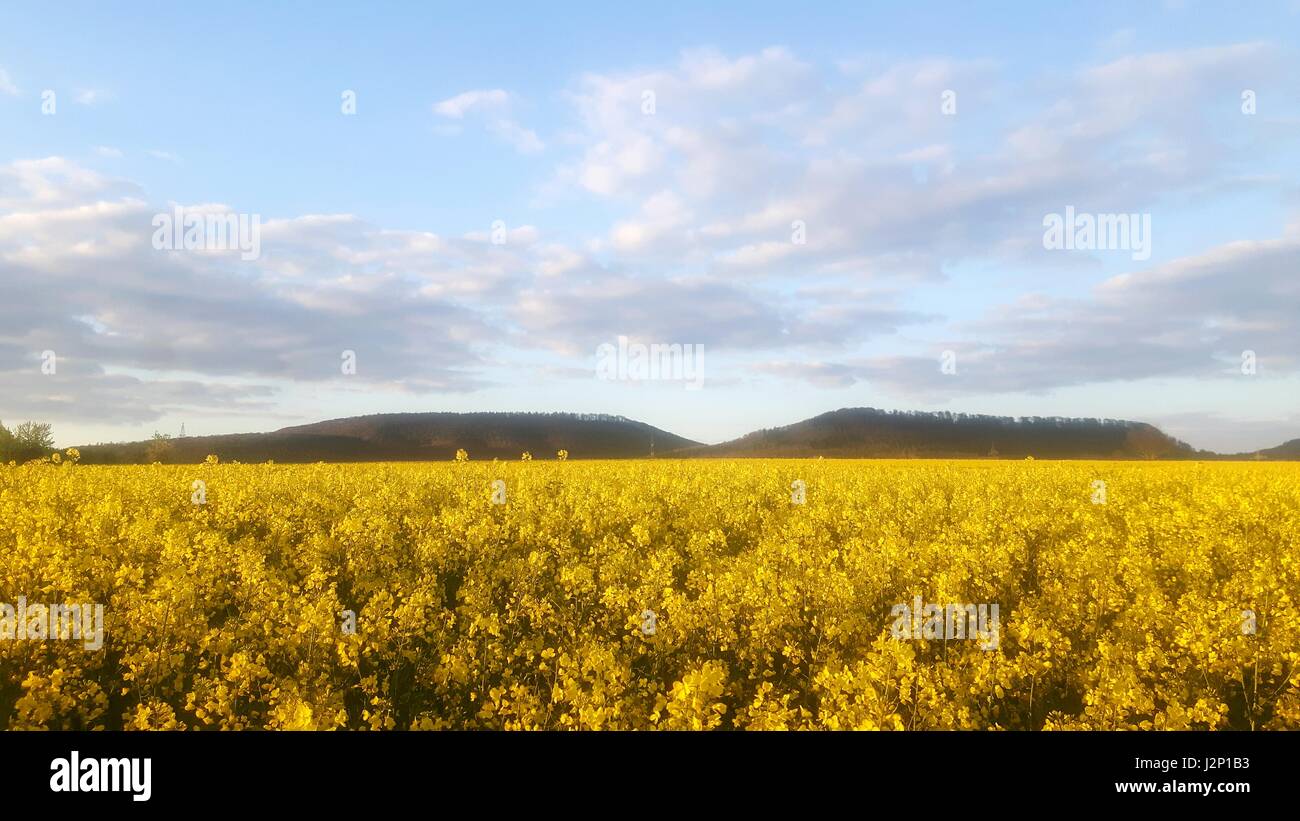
xmin=681 ymin=407 xmax=1202 ymax=460
xmin=1251 ymin=438 xmax=1300 ymax=460
xmin=72 ymin=407 xmax=1298 ymax=463
xmin=75 ymin=412 xmax=699 ymax=464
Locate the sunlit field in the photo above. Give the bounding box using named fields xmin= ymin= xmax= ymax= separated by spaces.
xmin=2 ymin=458 xmax=1297 ymax=730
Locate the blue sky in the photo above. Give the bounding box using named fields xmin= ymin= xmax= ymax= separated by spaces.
xmin=2 ymin=1 xmax=1299 ymax=451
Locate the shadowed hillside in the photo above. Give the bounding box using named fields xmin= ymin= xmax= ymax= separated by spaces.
xmin=1250 ymin=439 xmax=1300 ymax=460
xmin=70 ymin=407 xmax=1296 ymax=464
xmin=75 ymin=412 xmax=699 ymax=464
xmin=683 ymin=407 xmax=1203 ymax=460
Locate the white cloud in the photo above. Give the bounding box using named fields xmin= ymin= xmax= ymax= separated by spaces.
xmin=433 ymin=88 xmax=511 ymax=118
xmin=0 ymin=159 xmax=511 ymax=422
xmin=610 ymin=190 xmax=690 ymax=251
xmin=0 ymin=68 xmax=18 ymax=96
xmin=433 ymin=88 xmax=543 ymax=154
xmin=0 ymin=157 xmax=884 ymax=427
xmin=781 ymin=232 xmax=1300 ymax=400
xmin=488 ymin=119 xmax=544 ymax=154
xmin=556 ymin=47 xmax=816 ymax=201
xmin=73 ymin=89 xmax=108 ymax=105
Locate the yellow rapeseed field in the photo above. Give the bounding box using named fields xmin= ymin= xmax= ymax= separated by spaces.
xmin=1 ymin=457 xmax=1297 ymax=730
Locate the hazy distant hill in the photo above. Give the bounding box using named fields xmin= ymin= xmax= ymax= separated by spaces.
xmin=76 ymin=412 xmax=699 ymax=464
xmin=683 ymin=407 xmax=1203 ymax=460
xmin=1252 ymin=439 xmax=1300 ymax=460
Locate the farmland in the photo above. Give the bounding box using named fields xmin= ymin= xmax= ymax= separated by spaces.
xmin=1 ymin=458 xmax=1296 ymax=730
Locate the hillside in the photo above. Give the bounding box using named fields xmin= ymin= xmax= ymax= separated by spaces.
xmin=684 ymin=407 xmax=1202 ymax=460
xmin=71 ymin=407 xmax=1296 ymax=464
xmin=75 ymin=412 xmax=699 ymax=464
xmin=1252 ymin=439 xmax=1300 ymax=460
